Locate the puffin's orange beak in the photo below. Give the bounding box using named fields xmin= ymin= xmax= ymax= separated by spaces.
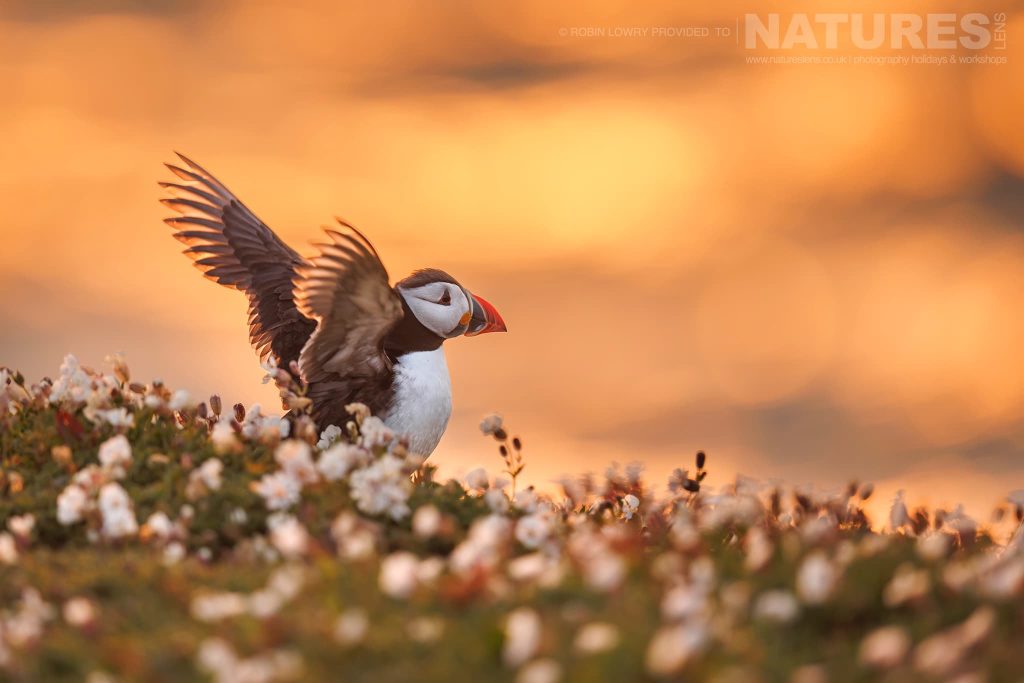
xmin=465 ymin=294 xmax=507 ymax=336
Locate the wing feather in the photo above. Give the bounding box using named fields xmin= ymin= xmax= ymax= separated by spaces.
xmin=159 ymin=153 xmax=316 ymax=365
xmin=295 ymin=221 xmax=404 ymax=425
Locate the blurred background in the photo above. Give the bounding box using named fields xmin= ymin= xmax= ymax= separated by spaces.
xmin=2 ymin=0 xmax=1022 ymax=523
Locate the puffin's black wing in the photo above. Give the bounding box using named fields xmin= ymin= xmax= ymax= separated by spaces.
xmin=294 ymin=221 xmax=405 ymax=426
xmin=160 ymin=153 xmax=316 ymax=367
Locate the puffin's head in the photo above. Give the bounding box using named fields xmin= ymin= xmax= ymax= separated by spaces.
xmin=395 ymin=269 xmax=506 ymax=340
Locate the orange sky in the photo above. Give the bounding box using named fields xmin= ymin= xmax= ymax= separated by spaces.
xmin=2 ymin=1 xmax=1023 ymax=523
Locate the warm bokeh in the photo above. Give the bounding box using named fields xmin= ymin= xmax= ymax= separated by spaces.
xmin=2 ymin=1 xmax=1023 ymax=522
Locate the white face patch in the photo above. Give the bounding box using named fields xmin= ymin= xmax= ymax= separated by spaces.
xmin=398 ymin=282 xmax=471 ymax=338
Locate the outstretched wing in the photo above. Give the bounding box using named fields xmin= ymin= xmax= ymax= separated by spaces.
xmin=160 ymin=153 xmax=316 ymax=366
xmin=295 ymin=221 xmax=404 ymax=424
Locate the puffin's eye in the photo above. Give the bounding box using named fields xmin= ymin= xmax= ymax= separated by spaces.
xmin=438 ymin=289 xmax=451 ymax=306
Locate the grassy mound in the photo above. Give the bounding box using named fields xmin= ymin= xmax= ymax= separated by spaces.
xmin=0 ymin=356 xmax=1023 ymax=682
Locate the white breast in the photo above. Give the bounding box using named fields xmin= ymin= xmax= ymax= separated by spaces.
xmin=382 ymin=348 xmax=452 ymax=456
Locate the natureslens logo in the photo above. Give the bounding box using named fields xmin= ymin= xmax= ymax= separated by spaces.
xmin=744 ymin=13 xmax=1007 ymax=50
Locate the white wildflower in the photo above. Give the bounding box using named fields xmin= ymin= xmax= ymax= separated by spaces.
xmin=49 ymin=355 xmax=92 ymax=404
xmin=753 ymin=590 xmax=800 ymax=623
xmin=275 ymin=440 xmax=318 ymax=484
xmin=359 ymin=416 xmax=394 ymax=448
xmin=163 ymin=542 xmax=186 ymax=565
xmin=621 ymin=494 xmax=640 ymax=520
xmin=661 ymin=585 xmax=708 ymax=621
xmin=379 ymin=552 xmax=420 ymax=599
xmin=412 ymin=505 xmax=443 ymax=539
xmin=57 ymin=485 xmax=89 ymax=525
xmin=645 ymin=623 xmax=707 ymax=676
xmin=516 ymin=659 xmax=561 ymax=683
xmin=316 ymin=424 xmax=343 ymax=450
xmin=97 ymin=434 xmax=132 ymax=471
xmin=883 ymin=564 xmax=930 ymax=607
xmin=210 ymin=422 xmax=240 ymax=454
xmin=144 ymin=511 xmax=175 ymax=541
xmin=191 ymin=592 xmax=247 ymax=622
xmin=574 ymin=622 xmax=620 ymax=655
xmin=268 ymin=514 xmax=310 ymax=558
xmin=859 ymin=625 xmax=910 ymax=669
xmin=8 ymin=513 xmax=35 ymax=541
xmin=63 ymin=597 xmax=97 ymax=627
xmin=503 ymin=607 xmax=541 ymax=668
xmin=407 ymin=616 xmax=445 ymax=644
xmin=333 ymin=608 xmax=369 ymax=646
xmin=890 ymin=490 xmax=909 ymax=530
xmin=744 ymin=527 xmax=774 ymax=572
xmin=513 ymin=487 xmax=539 ymax=512
xmin=316 ymin=442 xmax=366 ymax=482
xmin=464 ymin=467 xmax=490 ymax=492
xmin=796 ymin=552 xmax=838 ymax=604
xmin=485 ymin=487 xmax=511 ymax=514
xmin=480 ymin=414 xmax=504 ymax=435
xmin=169 ymin=389 xmax=194 ymax=411
xmin=198 ymin=458 xmax=224 ymax=490
xmin=917 ymin=532 xmax=951 ymax=561
xmin=196 ymin=637 xmax=237 ymax=676
xmin=349 ymin=454 xmax=412 ymax=520
xmin=515 ymin=513 xmax=552 ymax=549
xmin=254 ymin=471 xmax=302 ymax=510
xmin=98 ymin=482 xmax=138 ymax=539
xmin=0 ymin=533 xmax=17 ymax=564
xmin=95 ymin=407 xmax=134 ymax=428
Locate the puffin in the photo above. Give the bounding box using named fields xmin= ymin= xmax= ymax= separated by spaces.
xmin=159 ymin=153 xmax=506 ymax=455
